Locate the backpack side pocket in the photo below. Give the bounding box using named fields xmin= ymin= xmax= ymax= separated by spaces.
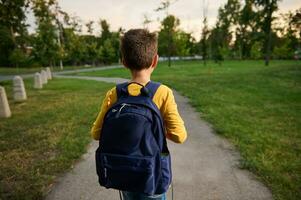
xmin=159 ymin=153 xmax=172 ymax=192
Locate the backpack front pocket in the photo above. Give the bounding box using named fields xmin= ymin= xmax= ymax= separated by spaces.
xmin=96 ymin=151 xmax=156 ymax=195
xmin=160 ymin=154 xmax=172 ymax=191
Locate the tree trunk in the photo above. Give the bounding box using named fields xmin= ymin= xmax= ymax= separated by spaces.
xmin=10 ymin=26 xmax=16 ymax=47
xmin=265 ymin=28 xmax=272 ymax=66
xmin=60 ymin=60 xmax=63 ymax=70
xmin=264 ymin=5 xmax=273 ymax=66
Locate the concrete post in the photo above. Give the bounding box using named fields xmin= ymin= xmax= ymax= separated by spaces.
xmin=34 ymin=72 xmax=43 ymax=89
xmin=0 ymin=86 xmax=11 ymax=118
xmin=13 ymin=76 xmax=27 ymax=101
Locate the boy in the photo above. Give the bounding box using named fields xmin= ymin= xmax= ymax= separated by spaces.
xmin=91 ymin=29 xmax=187 ymax=200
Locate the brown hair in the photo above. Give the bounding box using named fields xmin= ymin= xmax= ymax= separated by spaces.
xmin=120 ymin=29 xmax=157 ymax=71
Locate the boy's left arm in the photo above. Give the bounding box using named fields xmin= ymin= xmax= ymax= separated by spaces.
xmin=91 ymin=87 xmax=117 ymax=140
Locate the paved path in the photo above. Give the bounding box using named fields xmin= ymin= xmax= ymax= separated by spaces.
xmin=46 ymin=76 xmax=273 ymax=200
xmin=0 ymin=65 xmax=122 ymax=82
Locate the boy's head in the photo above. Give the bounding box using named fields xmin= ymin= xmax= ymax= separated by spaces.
xmin=121 ymin=29 xmax=158 ymax=71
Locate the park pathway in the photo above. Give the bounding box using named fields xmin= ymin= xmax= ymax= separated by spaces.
xmin=0 ymin=65 xmax=122 ymax=82
xmin=46 ymin=75 xmax=273 ymax=200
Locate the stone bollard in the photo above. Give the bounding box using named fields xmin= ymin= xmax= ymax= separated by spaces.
xmin=0 ymin=86 xmax=11 ymax=118
xmin=41 ymin=70 xmax=48 ymax=84
xmin=46 ymin=67 xmax=52 ymax=80
xmin=13 ymin=76 xmax=27 ymax=102
xmin=34 ymin=72 xmax=43 ymax=89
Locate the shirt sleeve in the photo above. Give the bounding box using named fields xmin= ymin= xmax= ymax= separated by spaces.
xmin=91 ymin=87 xmax=117 ymax=140
xmin=161 ymin=87 xmax=187 ymax=143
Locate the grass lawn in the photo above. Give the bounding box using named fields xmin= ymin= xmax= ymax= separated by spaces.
xmin=75 ymin=60 xmax=301 ymax=200
xmin=0 ymin=65 xmax=110 ymax=75
xmin=0 ymin=78 xmax=113 ymax=199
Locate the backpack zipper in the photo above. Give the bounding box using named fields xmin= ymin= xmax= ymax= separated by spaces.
xmin=115 ymin=103 xmax=131 ymax=118
xmin=104 ymin=167 xmax=107 ymax=178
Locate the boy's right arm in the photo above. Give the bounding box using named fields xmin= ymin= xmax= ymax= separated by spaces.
xmin=158 ymin=86 xmax=187 ymax=143
xmin=91 ymin=87 xmax=117 ymax=140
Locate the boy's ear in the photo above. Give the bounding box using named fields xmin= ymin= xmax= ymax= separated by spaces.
xmin=151 ymin=54 xmax=159 ymax=69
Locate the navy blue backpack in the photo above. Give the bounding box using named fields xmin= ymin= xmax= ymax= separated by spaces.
xmin=95 ymin=81 xmax=172 ymax=195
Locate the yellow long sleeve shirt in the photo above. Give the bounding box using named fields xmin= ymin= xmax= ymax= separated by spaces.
xmin=91 ymin=82 xmax=187 ymax=143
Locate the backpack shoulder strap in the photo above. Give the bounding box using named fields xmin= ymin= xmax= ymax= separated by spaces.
xmin=145 ymin=81 xmax=161 ymax=99
xmin=146 ymin=81 xmax=169 ymax=154
xmin=116 ymin=81 xmax=161 ymax=99
xmin=116 ymin=82 xmax=129 ymax=99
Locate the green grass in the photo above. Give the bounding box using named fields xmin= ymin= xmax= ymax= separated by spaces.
xmin=0 ymin=65 xmax=106 ymax=75
xmin=0 ymin=78 xmax=113 ymax=200
xmin=74 ymin=60 xmax=301 ymax=200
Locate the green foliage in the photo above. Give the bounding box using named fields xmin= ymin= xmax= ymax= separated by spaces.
xmin=95 ymin=21 xmax=120 ymax=64
xmin=32 ymin=0 xmax=59 ymax=66
xmin=0 ymin=25 xmax=14 ymax=66
xmin=84 ymin=37 xmax=98 ymax=65
xmin=216 ymin=0 xmax=241 ymax=51
xmin=174 ymin=31 xmax=195 ymax=56
xmin=62 ymin=28 xmax=85 ymax=65
xmin=0 ymin=0 xmax=29 ymax=67
xmin=0 ymin=0 xmax=299 ymax=68
xmin=99 ymin=20 xmax=111 ymax=46
xmin=98 ymin=39 xmax=116 ymax=64
xmin=235 ymin=0 xmax=257 ymax=59
xmin=9 ymin=48 xmax=28 ymax=67
xmin=254 ymin=0 xmax=281 ymax=65
xmin=200 ymin=15 xmax=209 ymax=64
xmin=273 ymin=39 xmax=294 ymax=59
xmin=0 ymin=0 xmax=27 ymax=42
xmin=250 ymin=41 xmax=263 ymax=59
xmin=208 ymin=26 xmax=224 ymax=62
xmin=158 ymin=15 xmax=179 ymax=58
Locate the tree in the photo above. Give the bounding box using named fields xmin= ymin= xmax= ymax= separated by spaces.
xmin=9 ymin=48 xmax=27 ymax=68
xmin=110 ymin=30 xmax=122 ymax=63
xmin=32 ymin=0 xmax=59 ymax=66
xmin=86 ymin=20 xmax=94 ymax=34
xmin=0 ymin=0 xmax=29 ymax=66
xmin=255 ymin=0 xmax=280 ymax=65
xmin=281 ymin=9 xmax=301 ymax=51
xmin=291 ymin=8 xmax=301 ymax=39
xmin=96 ymin=20 xmax=120 ymax=64
xmin=214 ymin=0 xmax=241 ymax=60
xmin=0 ymin=0 xmax=28 ymax=46
xmin=235 ymin=0 xmax=257 ymax=59
xmin=53 ymin=1 xmax=67 ymax=69
xmin=271 ymin=8 xmax=301 ymax=59
xmin=175 ymin=31 xmax=194 ymax=57
xmin=208 ymin=26 xmax=224 ymax=64
xmin=142 ymin=13 xmax=152 ymax=29
xmin=273 ymin=39 xmax=293 ymax=59
xmin=200 ymin=0 xmax=209 ymax=65
xmin=98 ymin=39 xmax=115 ymax=64
xmin=84 ymin=21 xmax=98 ymax=66
xmin=158 ymin=15 xmax=179 ymax=66
xmin=99 ymin=19 xmax=111 ymax=46
xmin=0 ymin=25 xmax=14 ymax=66
xmin=156 ymin=0 xmax=179 ymax=66
xmin=250 ymin=41 xmax=262 ymax=59
xmin=62 ymin=27 xmax=84 ymax=65
xmin=155 ymin=0 xmax=173 ymax=15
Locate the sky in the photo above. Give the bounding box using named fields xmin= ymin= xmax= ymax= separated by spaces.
xmin=27 ymin=0 xmax=301 ymax=40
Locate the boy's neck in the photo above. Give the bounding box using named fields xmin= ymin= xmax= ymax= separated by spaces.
xmin=130 ymin=69 xmax=152 ymax=85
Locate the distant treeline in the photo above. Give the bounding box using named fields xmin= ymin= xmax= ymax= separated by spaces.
xmin=0 ymin=0 xmax=300 ymax=68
